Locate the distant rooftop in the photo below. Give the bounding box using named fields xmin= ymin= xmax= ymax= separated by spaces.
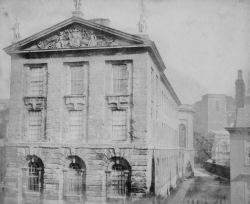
xmin=202 ymin=94 xmax=226 ymax=99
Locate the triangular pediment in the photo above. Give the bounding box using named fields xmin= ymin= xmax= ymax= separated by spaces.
xmin=4 ymin=17 xmax=149 ymax=53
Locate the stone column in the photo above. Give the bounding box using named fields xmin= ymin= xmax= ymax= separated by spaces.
xmin=105 ymin=170 xmax=111 ymax=196
xmin=58 ymin=170 xmax=64 ymax=204
xmin=17 ymin=170 xmax=23 ymax=204
xmin=62 ymin=169 xmax=67 ymax=198
xmin=21 ymin=167 xmax=27 ymax=193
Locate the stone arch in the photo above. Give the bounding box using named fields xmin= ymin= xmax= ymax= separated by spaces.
xmin=179 ymin=124 xmax=187 ymax=148
xmin=107 ymin=156 xmax=131 ymax=171
xmin=64 ymin=155 xmax=86 ymax=170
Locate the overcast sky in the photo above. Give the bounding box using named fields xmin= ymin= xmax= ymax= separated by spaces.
xmin=0 ymin=0 xmax=250 ymax=104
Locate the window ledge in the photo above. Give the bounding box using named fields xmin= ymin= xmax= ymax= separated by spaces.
xmin=107 ymin=195 xmax=126 ymax=199
xmin=64 ymin=95 xmax=86 ymax=98
xmin=106 ymin=94 xmax=130 ymax=97
xmin=23 ymin=139 xmax=45 ymax=142
xmin=24 ymin=191 xmax=41 ymax=196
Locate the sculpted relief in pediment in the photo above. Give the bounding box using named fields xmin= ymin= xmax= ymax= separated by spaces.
xmin=28 ymin=24 xmax=119 ymax=50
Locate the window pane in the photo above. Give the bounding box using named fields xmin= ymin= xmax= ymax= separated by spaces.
xmin=112 ymin=64 xmax=128 ymax=94
xmin=112 ymin=110 xmax=126 ymax=140
xmin=69 ymin=110 xmax=83 ymax=140
xmin=71 ymin=66 xmax=84 ymax=94
xmin=29 ymin=111 xmax=42 ymax=140
xmin=28 ymin=163 xmax=40 ymax=191
xmin=30 ymin=68 xmax=44 ymax=96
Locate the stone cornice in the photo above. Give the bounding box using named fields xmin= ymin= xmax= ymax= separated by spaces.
xmin=4 ymin=141 xmax=187 ymax=150
xmin=225 ymin=127 xmax=250 ymax=135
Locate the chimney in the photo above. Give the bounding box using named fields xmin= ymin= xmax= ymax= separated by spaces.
xmin=235 ymin=69 xmax=245 ymax=112
xmin=88 ymin=18 xmax=110 ymax=27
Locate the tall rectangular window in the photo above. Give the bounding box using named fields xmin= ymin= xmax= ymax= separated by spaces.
xmin=112 ymin=110 xmax=127 ymax=140
xmin=30 ymin=68 xmax=44 ymax=96
xmin=69 ymin=110 xmax=83 ymax=140
xmin=112 ymin=64 xmax=128 ymax=94
xmin=29 ymin=111 xmax=42 ymax=140
xmin=71 ymin=66 xmax=84 ymax=95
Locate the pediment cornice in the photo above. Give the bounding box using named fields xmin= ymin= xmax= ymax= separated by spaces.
xmin=4 ymin=17 xmax=149 ymax=53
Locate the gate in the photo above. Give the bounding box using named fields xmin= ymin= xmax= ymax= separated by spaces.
xmin=67 ymin=169 xmax=86 ymax=195
xmin=111 ymin=170 xmax=126 ymax=196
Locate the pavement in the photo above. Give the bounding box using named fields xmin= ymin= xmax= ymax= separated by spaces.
xmin=167 ymin=168 xmax=211 ymax=204
xmin=168 ymin=178 xmax=194 ymax=204
xmin=194 ymin=168 xmax=211 ymax=177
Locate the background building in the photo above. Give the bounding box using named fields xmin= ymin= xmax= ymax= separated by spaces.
xmin=200 ymin=94 xmax=228 ymax=134
xmin=2 ymin=6 xmax=194 ymax=204
xmin=226 ymin=70 xmax=250 ymax=204
xmin=193 ymin=94 xmax=231 ymax=164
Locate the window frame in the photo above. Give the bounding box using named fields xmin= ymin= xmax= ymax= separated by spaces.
xmin=68 ymin=110 xmax=83 ymax=140
xmin=70 ymin=65 xmax=84 ymax=95
xmin=111 ymin=63 xmax=128 ymax=94
xmin=28 ymin=110 xmax=42 ymax=140
xmin=111 ymin=109 xmax=127 ymax=141
xmin=24 ymin=64 xmax=47 ymax=97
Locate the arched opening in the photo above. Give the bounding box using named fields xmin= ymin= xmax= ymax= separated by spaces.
xmin=179 ymin=124 xmax=187 ymax=148
xmin=106 ymin=157 xmax=131 ymax=197
xmin=26 ymin=155 xmax=44 ymax=192
xmin=64 ymin=155 xmax=86 ymax=197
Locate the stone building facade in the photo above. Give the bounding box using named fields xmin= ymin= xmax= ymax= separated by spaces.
xmin=0 ymin=99 xmax=9 ymax=187
xmin=2 ymin=12 xmax=192 ymax=204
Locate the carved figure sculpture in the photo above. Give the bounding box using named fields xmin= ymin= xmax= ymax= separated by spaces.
xmin=11 ymin=18 xmax=21 ymax=43
xmin=56 ymin=31 xmax=69 ymax=48
xmin=36 ymin=25 xmax=116 ymax=50
xmin=88 ymin=32 xmax=97 ymax=47
xmin=73 ymin=0 xmax=82 ymax=10
xmin=66 ymin=28 xmax=82 ymax=47
xmin=138 ymin=15 xmax=147 ymax=33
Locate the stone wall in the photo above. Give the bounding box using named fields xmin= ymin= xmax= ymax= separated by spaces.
xmin=3 ymin=145 xmax=185 ymax=203
xmin=4 ymin=47 xmax=184 ymax=203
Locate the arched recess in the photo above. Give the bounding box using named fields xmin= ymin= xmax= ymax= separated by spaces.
xmin=106 ymin=157 xmax=131 ymax=197
xmin=63 ymin=155 xmax=86 ymax=198
xmin=24 ymin=155 xmax=44 ymax=192
xmin=179 ymin=124 xmax=187 ymax=148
